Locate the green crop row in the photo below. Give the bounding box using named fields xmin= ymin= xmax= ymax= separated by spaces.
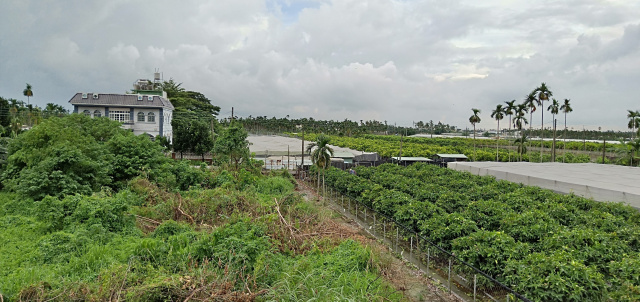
xmin=315 ymin=163 xmax=640 ymax=301
xmin=300 ymin=133 xmax=592 ymax=163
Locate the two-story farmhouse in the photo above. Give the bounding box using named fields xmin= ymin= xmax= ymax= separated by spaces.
xmin=68 ymin=78 xmax=174 ymax=141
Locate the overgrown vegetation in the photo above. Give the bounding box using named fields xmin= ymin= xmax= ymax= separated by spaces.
xmin=0 ymin=115 xmax=405 ymax=301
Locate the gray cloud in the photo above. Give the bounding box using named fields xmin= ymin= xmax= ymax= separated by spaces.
xmin=1 ymin=0 xmax=639 ymax=131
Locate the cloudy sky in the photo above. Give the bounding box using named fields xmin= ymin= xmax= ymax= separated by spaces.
xmin=1 ymin=0 xmax=639 ymax=131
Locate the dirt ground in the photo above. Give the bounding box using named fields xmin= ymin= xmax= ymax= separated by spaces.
xmin=295 ymin=179 xmax=460 ymax=302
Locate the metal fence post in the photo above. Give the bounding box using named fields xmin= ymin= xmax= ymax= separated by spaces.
xmin=410 ymin=235 xmax=413 ymax=259
xmin=355 ymin=203 xmax=358 ymax=220
xmin=427 ymin=248 xmax=430 ymax=276
xmin=383 ymin=218 xmax=386 ymax=238
xmin=474 ymin=274 xmax=477 ymax=302
xmin=373 ymin=213 xmax=376 ymax=235
xmin=396 ymin=227 xmax=399 ymax=253
xmin=448 ymin=258 xmax=452 ymax=293
xmin=364 ymin=207 xmax=367 ymax=221
xmin=342 ymin=195 xmax=344 ymax=210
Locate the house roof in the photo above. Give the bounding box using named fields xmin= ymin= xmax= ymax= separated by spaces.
xmin=331 ymin=151 xmax=355 ymax=159
xmin=392 ymin=157 xmax=433 ymax=162
xmin=434 ymin=154 xmax=468 ymax=159
xmin=69 ymin=93 xmax=174 ymax=110
xmin=354 ymin=153 xmax=381 ymax=162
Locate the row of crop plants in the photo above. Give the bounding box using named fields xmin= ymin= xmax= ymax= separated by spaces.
xmin=300 ymin=133 xmax=592 ymax=163
xmin=315 ymin=163 xmax=640 ymax=301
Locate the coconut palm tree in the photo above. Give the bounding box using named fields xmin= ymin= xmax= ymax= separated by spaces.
xmin=547 ymin=98 xmax=560 ymax=161
xmin=491 ymin=104 xmax=505 ymax=161
xmin=504 ymin=100 xmax=517 ymax=162
xmin=514 ymin=104 xmax=529 ymax=161
xmin=535 ymin=83 xmax=553 ymax=162
xmin=306 ymin=134 xmax=334 ymax=197
xmin=627 ymin=110 xmax=640 ymax=140
xmin=469 ymin=109 xmax=481 ymax=161
xmin=560 ymin=99 xmax=573 ymax=163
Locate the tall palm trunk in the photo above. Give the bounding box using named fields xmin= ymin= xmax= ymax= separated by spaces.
xmin=540 ymin=107 xmax=544 ymax=163
xmin=322 ymin=169 xmax=326 ymax=197
xmin=508 ymin=115 xmax=512 ymax=162
xmin=563 ymin=112 xmax=567 ymax=163
xmin=496 ymin=119 xmax=500 ymax=162
xmin=473 ymin=125 xmax=476 ymax=161
xmin=529 ymin=111 xmax=533 ymax=161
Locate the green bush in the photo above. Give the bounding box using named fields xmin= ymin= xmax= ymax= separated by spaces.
xmin=504 ymin=251 xmax=606 ymax=302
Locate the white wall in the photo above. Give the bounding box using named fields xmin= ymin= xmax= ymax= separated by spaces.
xmin=132 ymin=107 xmax=161 ymax=137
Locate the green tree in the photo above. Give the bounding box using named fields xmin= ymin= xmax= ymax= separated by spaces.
xmin=106 ymin=132 xmax=168 ymax=187
xmin=535 ymin=83 xmax=553 ymax=162
xmin=491 ymin=104 xmax=505 ymax=161
xmin=524 ymin=91 xmax=537 ymax=151
xmin=2 ymin=115 xmax=120 ymax=199
xmin=172 ymin=111 xmax=215 ymax=160
xmin=504 ymin=100 xmax=517 ymax=162
xmin=548 ymin=98 xmax=560 ymax=161
xmin=306 ymin=134 xmax=334 ymax=195
xmin=213 ymin=122 xmax=250 ymax=171
xmin=560 ymin=99 xmax=573 ymax=162
xmin=162 ymin=79 xmax=221 ymax=116
xmin=627 ymin=110 xmax=640 ymax=140
xmin=469 ymin=109 xmax=481 ymax=161
xmin=2 ymin=114 xmax=168 ymax=199
xmin=22 ymin=83 xmax=33 ymax=106
xmin=43 ymin=103 xmax=68 ymax=117
xmin=513 ymin=104 xmax=529 ymax=161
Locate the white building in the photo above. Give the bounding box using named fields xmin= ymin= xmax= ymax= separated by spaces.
xmin=68 ymin=91 xmax=174 ymax=141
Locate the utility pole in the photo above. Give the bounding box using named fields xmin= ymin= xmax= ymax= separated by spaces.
xmin=231 ymin=107 xmax=234 ymax=121
xmin=301 ymin=128 xmax=305 ymax=178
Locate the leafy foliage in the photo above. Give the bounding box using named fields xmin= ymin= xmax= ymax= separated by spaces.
xmin=321 ymin=162 xmax=640 ymax=300
xmin=2 ymin=115 xmax=170 ymax=199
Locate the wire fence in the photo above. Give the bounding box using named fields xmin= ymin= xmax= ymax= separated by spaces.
xmin=303 ymin=176 xmax=531 ymax=302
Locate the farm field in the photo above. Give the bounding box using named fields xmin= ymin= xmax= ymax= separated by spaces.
xmin=299 ymin=133 xmax=596 ymax=163
xmin=316 ymin=163 xmax=640 ymax=301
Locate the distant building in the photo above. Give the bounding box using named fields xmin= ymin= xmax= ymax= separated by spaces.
xmin=432 ymin=154 xmax=468 ymax=163
xmin=68 ymin=77 xmax=174 ymax=141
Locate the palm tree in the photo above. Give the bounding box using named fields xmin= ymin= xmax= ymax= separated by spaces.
xmin=23 ymin=83 xmax=33 ymax=106
xmin=469 ymin=109 xmax=481 ymax=161
xmin=23 ymin=83 xmax=33 ymax=127
xmin=627 ymin=110 xmax=640 ymax=140
xmin=306 ymin=134 xmax=334 ymax=197
xmin=547 ymin=98 xmax=560 ymax=161
xmin=491 ymin=104 xmax=505 ymax=161
xmin=535 ymin=83 xmax=553 ymax=162
xmin=560 ymin=99 xmax=573 ymax=163
xmin=513 ymin=104 xmax=529 ymax=161
xmin=524 ymin=91 xmax=537 ymax=155
xmin=628 ymin=139 xmax=640 ymax=166
xmin=504 ymin=100 xmax=517 ymax=162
